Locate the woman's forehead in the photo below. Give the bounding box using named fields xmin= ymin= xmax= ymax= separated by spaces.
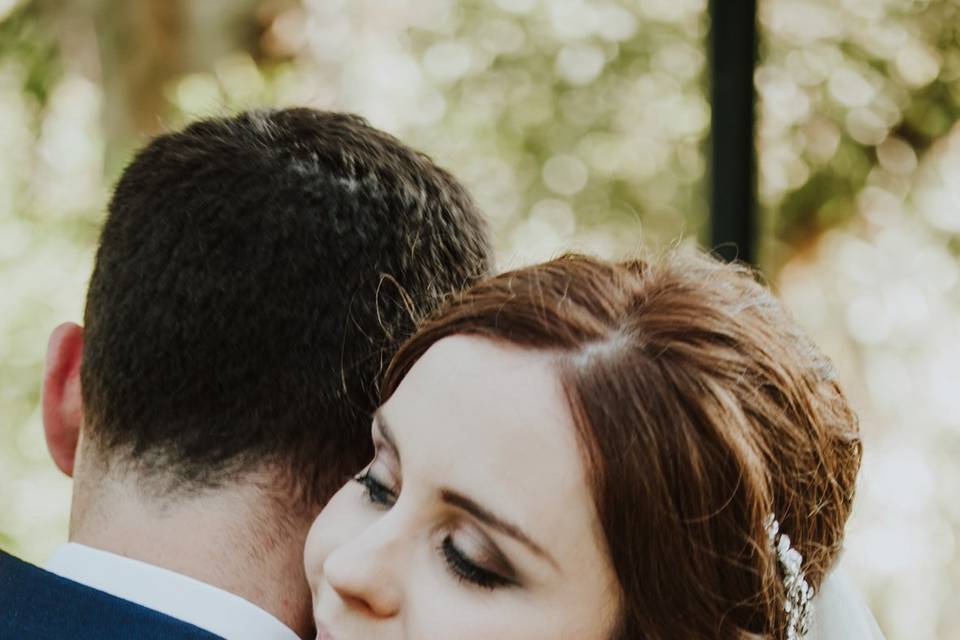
xmin=380 ymin=335 xmax=597 ymax=548
xmin=384 ymin=336 xmax=572 ymax=462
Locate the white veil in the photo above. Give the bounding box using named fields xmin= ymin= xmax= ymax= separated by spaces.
xmin=808 ymin=568 xmax=885 ymax=640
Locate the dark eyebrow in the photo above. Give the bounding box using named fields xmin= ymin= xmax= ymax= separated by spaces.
xmin=441 ymin=489 xmax=560 ymax=571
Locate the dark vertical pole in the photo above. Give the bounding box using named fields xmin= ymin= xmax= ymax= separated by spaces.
xmin=709 ymin=0 xmax=758 ymax=265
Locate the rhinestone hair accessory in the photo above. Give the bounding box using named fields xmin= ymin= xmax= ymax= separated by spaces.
xmin=765 ymin=514 xmax=815 ymax=640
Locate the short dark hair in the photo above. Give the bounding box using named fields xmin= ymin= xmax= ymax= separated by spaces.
xmin=384 ymin=251 xmax=861 ymax=639
xmin=81 ymin=108 xmax=492 ymax=504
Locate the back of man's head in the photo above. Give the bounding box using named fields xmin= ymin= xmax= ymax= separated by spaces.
xmin=80 ymin=108 xmax=491 ymax=506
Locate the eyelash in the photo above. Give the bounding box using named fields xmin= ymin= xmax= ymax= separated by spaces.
xmin=353 ymin=472 xmax=516 ymax=591
xmin=440 ymin=535 xmax=515 ymax=590
xmin=354 ymin=471 xmax=396 ymax=508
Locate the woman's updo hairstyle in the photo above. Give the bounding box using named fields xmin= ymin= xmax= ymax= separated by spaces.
xmin=382 ymin=250 xmax=862 ymax=640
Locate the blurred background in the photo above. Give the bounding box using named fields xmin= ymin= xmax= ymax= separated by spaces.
xmin=1 ymin=0 xmax=957 ymax=637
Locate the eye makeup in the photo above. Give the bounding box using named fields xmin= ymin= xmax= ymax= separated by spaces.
xmin=354 ymin=470 xmax=396 ymax=508
xmin=440 ymin=525 xmax=519 ymax=590
xmin=356 ymin=411 xmax=548 ymax=591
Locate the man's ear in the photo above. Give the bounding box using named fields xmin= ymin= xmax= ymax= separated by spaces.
xmin=42 ymin=322 xmax=85 ymax=478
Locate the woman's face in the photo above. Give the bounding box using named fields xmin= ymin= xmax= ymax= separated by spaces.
xmin=304 ymin=335 xmax=620 ymax=640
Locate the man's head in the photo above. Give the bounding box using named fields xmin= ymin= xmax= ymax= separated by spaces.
xmin=41 ymin=108 xmax=490 ymax=599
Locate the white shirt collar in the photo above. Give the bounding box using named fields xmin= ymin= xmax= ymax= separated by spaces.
xmin=47 ymin=543 xmax=300 ymax=640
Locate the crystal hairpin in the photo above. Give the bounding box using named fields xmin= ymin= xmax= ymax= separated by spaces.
xmin=764 ymin=514 xmax=815 ymax=640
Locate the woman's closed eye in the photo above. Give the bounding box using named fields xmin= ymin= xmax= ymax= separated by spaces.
xmin=442 ymin=525 xmax=519 ymax=590
xmin=355 ymin=469 xmax=397 ymax=508
xmin=353 ymin=467 xmax=519 ymax=591
xmin=441 ymin=534 xmax=517 ymax=590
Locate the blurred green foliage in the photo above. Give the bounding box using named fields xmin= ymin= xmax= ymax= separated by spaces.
xmin=0 ymin=1 xmax=61 ymax=104
xmin=758 ymin=0 xmax=960 ymax=261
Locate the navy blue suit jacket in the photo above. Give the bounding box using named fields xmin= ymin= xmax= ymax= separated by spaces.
xmin=0 ymin=549 xmax=223 ymax=639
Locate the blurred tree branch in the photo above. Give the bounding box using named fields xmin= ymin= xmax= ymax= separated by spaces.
xmin=42 ymin=0 xmax=260 ymax=177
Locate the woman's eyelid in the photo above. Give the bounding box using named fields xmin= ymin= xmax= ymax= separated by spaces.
xmin=371 ymin=435 xmax=400 ymax=472
xmin=451 ymin=522 xmax=519 ymax=580
xmin=368 ymin=458 xmax=398 ymax=488
xmin=367 ymin=445 xmax=401 ymax=493
xmin=372 ymin=413 xmax=401 ymax=459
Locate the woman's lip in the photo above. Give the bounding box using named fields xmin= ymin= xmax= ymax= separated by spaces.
xmin=315 ymin=621 xmax=339 ymax=640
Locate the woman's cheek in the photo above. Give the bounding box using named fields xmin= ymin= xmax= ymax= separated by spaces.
xmin=404 ymin=586 xmax=539 ymax=640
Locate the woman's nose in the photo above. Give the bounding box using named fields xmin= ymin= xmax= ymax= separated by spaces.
xmin=322 ymin=515 xmax=407 ymax=619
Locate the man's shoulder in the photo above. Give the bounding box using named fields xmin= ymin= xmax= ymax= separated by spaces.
xmin=0 ymin=549 xmax=223 ymax=640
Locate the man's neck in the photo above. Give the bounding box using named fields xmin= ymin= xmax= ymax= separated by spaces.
xmin=70 ymin=472 xmax=315 ymax=639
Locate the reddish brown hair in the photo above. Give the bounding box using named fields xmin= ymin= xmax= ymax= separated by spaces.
xmin=382 ymin=251 xmax=861 ymax=639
